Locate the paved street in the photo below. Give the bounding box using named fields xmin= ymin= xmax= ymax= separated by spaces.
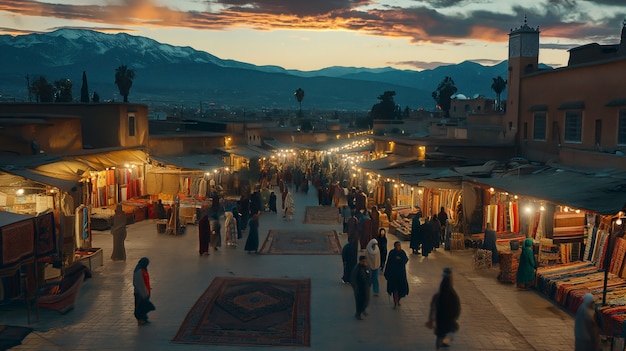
xmin=0 ymin=187 xmax=593 ymax=350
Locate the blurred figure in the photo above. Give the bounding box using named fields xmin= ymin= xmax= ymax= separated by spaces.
xmin=351 ymin=255 xmax=371 ymax=320
xmin=111 ymin=204 xmax=127 ymax=261
xmin=133 ymin=257 xmax=155 ymax=326
xmin=427 ymin=267 xmax=461 ymax=349
xmin=574 ymin=293 xmax=601 ymax=351
xmin=384 ymin=241 xmax=409 ymax=309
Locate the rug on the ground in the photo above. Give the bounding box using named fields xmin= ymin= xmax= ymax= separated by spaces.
xmin=0 ymin=325 xmax=33 ymax=351
xmin=303 ymin=206 xmax=342 ymax=224
xmin=259 ymin=230 xmax=342 ymax=255
xmin=173 ymin=277 xmax=310 ymax=347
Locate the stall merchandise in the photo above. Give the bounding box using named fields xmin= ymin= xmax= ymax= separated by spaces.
xmin=485 ymin=202 xmax=520 ymax=234
xmin=498 ymin=252 xmax=518 ymax=283
xmin=535 ymin=233 xmax=626 ymax=337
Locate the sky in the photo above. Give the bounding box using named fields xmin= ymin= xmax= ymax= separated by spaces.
xmin=0 ymin=0 xmax=625 ymax=71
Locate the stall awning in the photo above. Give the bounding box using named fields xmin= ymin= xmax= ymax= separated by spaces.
xmin=0 ymin=168 xmax=81 ymax=192
xmin=465 ymin=168 xmax=626 ymax=215
xmin=150 ymin=154 xmax=226 ymax=171
xmin=360 ymin=155 xmax=418 ymax=170
xmin=418 ymin=177 xmax=463 ymax=190
xmin=0 ymin=211 xmax=32 ymax=227
xmin=264 ymin=139 xmax=299 ymax=151
xmin=217 ymin=146 xmax=273 ymax=159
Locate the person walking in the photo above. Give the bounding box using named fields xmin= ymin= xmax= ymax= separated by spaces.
xmin=482 ymin=223 xmax=499 ymax=264
xmin=427 ymin=267 xmax=461 ymax=349
xmin=281 ymin=187 xmax=289 ymax=217
xmin=377 ymin=227 xmax=388 ymax=271
xmin=350 ymin=255 xmax=372 ymax=320
xmin=224 ymin=211 xmax=238 ymax=248
xmin=244 ymin=213 xmax=260 ymax=254
xmin=284 ymin=189 xmax=295 ymax=221
xmin=384 ymin=241 xmax=409 ymax=309
xmin=111 ymin=204 xmax=127 ymax=261
xmin=209 ymin=213 xmax=222 ymax=251
xmin=357 ymin=210 xmax=372 ymax=250
xmin=437 ymin=207 xmax=448 ymax=245
xmin=517 ymin=238 xmax=537 ymax=290
xmin=268 ymin=191 xmax=277 ymax=214
xmin=198 ymin=213 xmax=210 ymax=255
xmin=430 ymin=215 xmax=442 ymax=250
xmin=366 ymin=239 xmax=381 ymax=296
xmin=574 ymin=293 xmax=601 ymax=351
xmin=410 ymin=213 xmax=422 ymax=254
xmin=341 ymin=238 xmax=358 ymax=284
xmin=231 ymin=206 xmax=243 ymax=240
xmin=133 ymin=257 xmax=155 ymax=326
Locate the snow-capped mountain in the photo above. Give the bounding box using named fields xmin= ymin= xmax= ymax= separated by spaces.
xmin=0 ymin=28 xmax=531 ymax=110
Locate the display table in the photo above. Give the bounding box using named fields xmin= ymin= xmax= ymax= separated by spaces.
xmin=75 ymin=248 xmax=103 ymax=271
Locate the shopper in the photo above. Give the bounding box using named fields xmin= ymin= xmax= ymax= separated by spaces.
xmin=341 ymin=239 xmax=358 ymax=284
xmin=244 ymin=213 xmax=260 ymax=254
xmin=284 ymin=189 xmax=295 ymax=221
xmin=437 ymin=207 xmax=448 ymax=245
xmin=377 ymin=227 xmax=388 ymax=271
xmin=198 ymin=214 xmax=210 ymax=255
xmin=409 ymin=213 xmax=423 ymax=254
xmin=427 ymin=267 xmax=461 ymax=349
xmin=209 ymin=213 xmax=221 ymax=251
xmin=224 ymin=211 xmax=238 ymax=248
xmin=350 ymin=255 xmax=372 ymax=320
xmin=110 ymin=204 xmax=127 ymax=261
xmin=268 ymin=191 xmax=277 ymax=213
xmin=384 ymin=241 xmax=409 ymax=309
xmin=517 ymin=238 xmax=537 ymax=290
xmin=482 ymin=223 xmax=499 ymax=264
xmin=574 ymin=293 xmax=601 ymax=351
xmin=133 ymin=257 xmax=155 ymax=326
xmin=366 ymin=239 xmax=381 ymax=296
xmin=154 ymin=199 xmax=167 ymax=219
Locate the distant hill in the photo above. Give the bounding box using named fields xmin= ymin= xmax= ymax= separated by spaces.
xmin=0 ymin=29 xmax=550 ymax=111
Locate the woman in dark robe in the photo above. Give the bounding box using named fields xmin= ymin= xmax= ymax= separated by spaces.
xmin=341 ymin=239 xmax=358 ymax=284
xmin=357 ymin=211 xmax=372 ymax=250
xmin=410 ymin=214 xmax=422 ymax=254
xmin=481 ymin=223 xmax=498 ymax=264
xmin=384 ymin=241 xmax=409 ymax=309
xmin=427 ymin=267 xmax=461 ymax=349
xmin=133 ymin=257 xmax=155 ymax=325
xmin=198 ymin=214 xmax=210 ymax=255
xmin=377 ymin=227 xmax=388 ymax=270
xmin=384 ymin=198 xmax=393 ymax=221
xmin=347 ymin=215 xmax=359 ymax=244
xmin=370 ymin=206 xmax=380 ymax=242
xmin=430 ymin=215 xmax=442 ymax=249
xmin=154 ymin=200 xmax=167 ymax=219
xmin=111 ymin=204 xmax=127 ymax=261
xmin=437 ymin=207 xmax=448 ymax=245
xmin=209 ymin=214 xmax=221 ymax=251
xmin=421 ymin=220 xmax=434 ymax=257
xmin=268 ymin=192 xmax=277 ymax=213
xmin=244 ymin=213 xmax=260 ymax=254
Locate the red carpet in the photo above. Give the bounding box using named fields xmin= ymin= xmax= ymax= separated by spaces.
xmin=173 ymin=277 xmax=310 ymax=347
xmin=259 ymin=230 xmax=342 ymax=255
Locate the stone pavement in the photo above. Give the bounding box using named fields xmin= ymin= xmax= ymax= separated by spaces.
xmin=0 ymin=186 xmax=603 ymax=350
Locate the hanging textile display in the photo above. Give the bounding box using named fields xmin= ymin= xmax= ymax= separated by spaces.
xmin=553 ymin=211 xmax=586 ymax=240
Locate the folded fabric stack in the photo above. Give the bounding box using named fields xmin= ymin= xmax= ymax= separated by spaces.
xmin=498 ymin=252 xmax=518 ymax=283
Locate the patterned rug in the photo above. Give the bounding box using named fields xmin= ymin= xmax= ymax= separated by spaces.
xmin=303 ymin=206 xmax=342 ymax=224
xmin=0 ymin=325 xmax=33 ymax=351
xmin=173 ymin=277 xmax=310 ymax=347
xmin=259 ymin=230 xmax=342 ymax=255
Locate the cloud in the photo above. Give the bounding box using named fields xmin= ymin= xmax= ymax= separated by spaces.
xmin=0 ymin=0 xmax=623 ymax=47
xmin=0 ymin=27 xmax=43 ymax=35
xmin=388 ymin=60 xmax=455 ymax=70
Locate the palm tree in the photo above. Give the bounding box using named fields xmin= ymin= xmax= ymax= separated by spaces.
xmin=115 ymin=65 xmax=135 ymax=102
xmin=491 ymin=76 xmax=507 ymax=111
xmin=294 ymin=88 xmax=304 ymax=117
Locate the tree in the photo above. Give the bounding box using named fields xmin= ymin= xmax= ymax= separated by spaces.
xmin=294 ymin=88 xmax=304 ymax=117
xmin=115 ymin=65 xmax=135 ymax=102
xmin=92 ymin=91 xmax=100 ymax=102
xmin=432 ymin=76 xmax=458 ymax=118
xmin=80 ymin=71 xmax=90 ymax=103
xmin=29 ymin=76 xmax=54 ymax=102
xmin=491 ymin=76 xmax=507 ymax=111
xmin=369 ymin=91 xmax=399 ymax=126
xmin=54 ymin=78 xmax=73 ymax=102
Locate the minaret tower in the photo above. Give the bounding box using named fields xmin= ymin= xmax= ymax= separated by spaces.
xmin=507 ymin=16 xmax=540 ymax=147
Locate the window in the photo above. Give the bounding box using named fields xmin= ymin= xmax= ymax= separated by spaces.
xmin=533 ymin=113 xmax=546 ymax=141
xmin=564 ymin=111 xmax=582 ymax=143
xmin=619 ymin=109 xmax=626 ymax=145
xmin=128 ymin=114 xmax=135 ymax=137
xmin=523 ymin=122 xmax=528 ymax=141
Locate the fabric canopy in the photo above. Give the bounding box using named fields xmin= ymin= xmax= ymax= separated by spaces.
xmin=150 ymin=154 xmax=226 ymax=171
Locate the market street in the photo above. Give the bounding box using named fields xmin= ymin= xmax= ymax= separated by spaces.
xmin=1 ymin=187 xmax=590 ymax=350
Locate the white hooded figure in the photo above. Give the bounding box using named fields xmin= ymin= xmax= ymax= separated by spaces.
xmin=366 ymin=238 xmax=381 ymax=296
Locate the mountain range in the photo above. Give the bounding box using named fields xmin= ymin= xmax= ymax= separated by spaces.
xmin=0 ymin=29 xmax=543 ymax=111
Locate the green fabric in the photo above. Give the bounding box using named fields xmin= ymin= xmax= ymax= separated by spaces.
xmin=517 ymin=238 xmax=536 ymax=284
